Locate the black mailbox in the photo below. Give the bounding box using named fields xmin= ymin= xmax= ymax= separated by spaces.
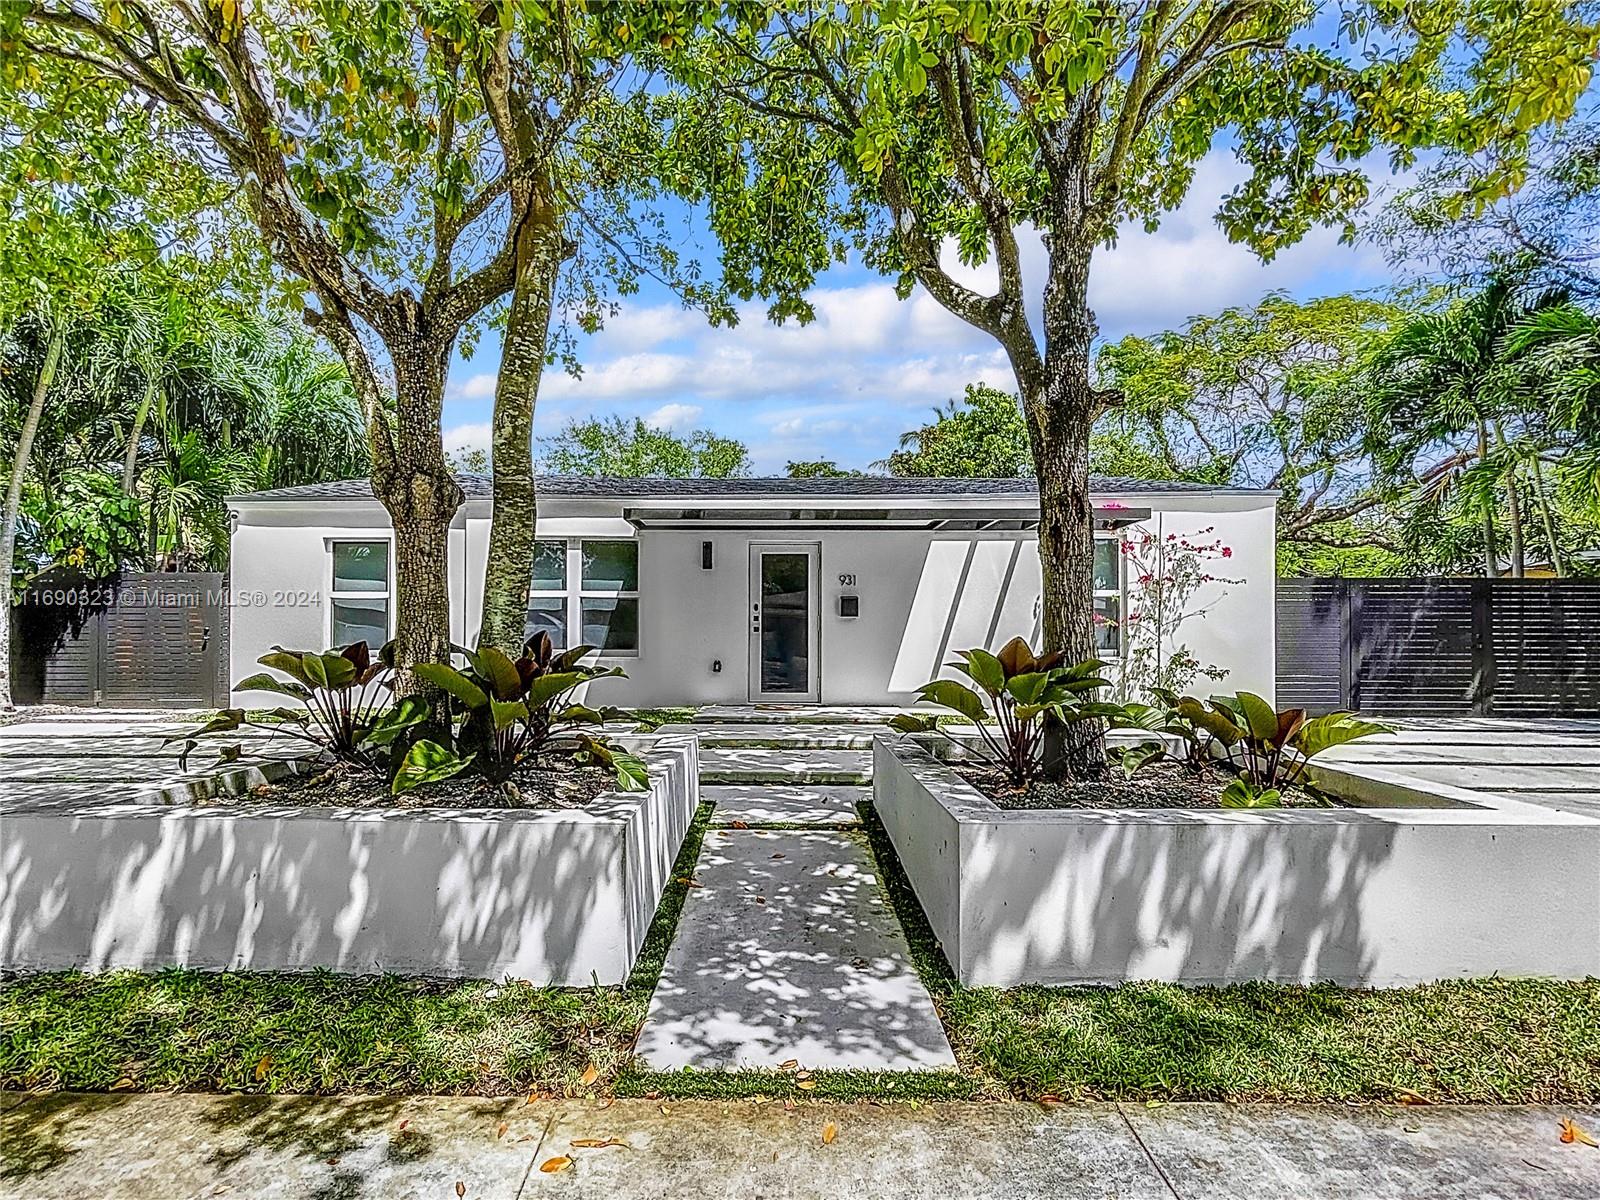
xmin=839 ymin=595 xmax=860 ymax=618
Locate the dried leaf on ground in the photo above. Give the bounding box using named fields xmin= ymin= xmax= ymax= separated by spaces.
xmin=571 ymin=1138 xmax=630 ymax=1149
xmin=1395 ymin=1087 xmax=1431 ymax=1106
xmin=822 ymin=1121 xmax=838 ymax=1145
xmin=580 ymin=1063 xmax=599 ymax=1087
xmin=540 ymin=1156 xmax=573 ymax=1174
xmin=254 ymin=1055 xmax=272 ymax=1081
xmin=495 ymin=1122 xmax=508 ymax=1139
xmin=455 ymin=1183 xmax=467 ymax=1197
xmin=1559 ymin=1118 xmax=1597 ymax=1147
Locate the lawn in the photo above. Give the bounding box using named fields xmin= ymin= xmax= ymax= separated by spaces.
xmin=3 ymin=799 xmax=1596 ymax=1104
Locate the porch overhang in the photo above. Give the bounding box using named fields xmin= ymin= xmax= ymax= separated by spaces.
xmin=620 ymin=505 xmax=1150 ymax=532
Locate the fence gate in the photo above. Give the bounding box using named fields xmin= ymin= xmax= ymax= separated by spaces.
xmin=1277 ymin=578 xmax=1600 ymax=717
xmin=11 ymin=571 xmax=226 ymax=709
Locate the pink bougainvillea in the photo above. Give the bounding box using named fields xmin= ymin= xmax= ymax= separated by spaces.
xmin=1119 ymin=524 xmax=1239 ymax=700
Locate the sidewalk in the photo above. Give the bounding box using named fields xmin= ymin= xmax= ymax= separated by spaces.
xmin=3 ymin=1092 xmax=1594 ymax=1199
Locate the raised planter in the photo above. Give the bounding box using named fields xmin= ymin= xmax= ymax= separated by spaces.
xmin=873 ymin=734 xmax=1600 ymax=988
xmin=0 ymin=736 xmax=697 ymax=986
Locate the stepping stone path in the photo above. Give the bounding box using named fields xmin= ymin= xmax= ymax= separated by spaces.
xmin=635 ymin=707 xmax=957 ymax=1072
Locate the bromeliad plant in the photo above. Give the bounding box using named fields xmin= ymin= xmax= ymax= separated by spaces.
xmin=174 ymin=640 xmax=425 ymax=774
xmin=890 ymin=637 xmax=1113 ymax=786
xmin=409 ymin=633 xmax=647 ymax=795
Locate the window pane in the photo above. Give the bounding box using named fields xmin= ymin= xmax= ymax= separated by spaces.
xmin=1093 ymin=594 xmax=1121 ymax=653
xmin=333 ymin=542 xmax=388 ymax=593
xmin=581 ymin=540 xmax=638 ymax=591
xmin=332 ymin=597 xmax=389 ymax=649
xmin=532 ymin=540 xmax=567 ymax=591
xmin=581 ymin=597 xmax=638 ymax=651
xmin=524 ymin=596 xmax=567 ymax=649
xmin=1092 ymin=539 xmax=1120 ymax=593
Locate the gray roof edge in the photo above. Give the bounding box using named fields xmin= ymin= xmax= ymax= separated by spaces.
xmin=228 ymin=474 xmax=1283 ymax=504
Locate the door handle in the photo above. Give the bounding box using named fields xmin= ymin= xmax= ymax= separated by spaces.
xmin=201 ymin=625 xmax=211 ymax=653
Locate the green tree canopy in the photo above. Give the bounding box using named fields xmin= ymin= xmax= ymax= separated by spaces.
xmin=785 ymin=460 xmax=863 ymax=477
xmin=1094 ymin=292 xmax=1404 ymax=550
xmin=885 ymin=383 xmax=1032 ymax=477
xmin=541 ymin=415 xmax=750 ymax=478
xmin=658 ymin=0 xmax=1597 ymax=771
xmin=1373 ymin=118 xmax=1600 ymax=300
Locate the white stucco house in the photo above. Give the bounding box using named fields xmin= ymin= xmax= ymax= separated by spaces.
xmin=225 ymin=476 xmax=1278 ymax=707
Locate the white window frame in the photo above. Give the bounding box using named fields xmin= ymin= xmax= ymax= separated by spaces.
xmin=326 ymin=538 xmax=394 ymax=647
xmin=1093 ymin=532 xmax=1126 ymax=658
xmin=527 ymin=537 xmax=640 ymax=657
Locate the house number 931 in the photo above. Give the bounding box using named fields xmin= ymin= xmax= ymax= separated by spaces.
xmin=838 ymin=573 xmax=857 ymax=587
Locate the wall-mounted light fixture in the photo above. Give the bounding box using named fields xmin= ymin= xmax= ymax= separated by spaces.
xmin=701 ymin=541 xmax=714 ymax=570
xmin=839 ymin=595 xmax=860 ymax=618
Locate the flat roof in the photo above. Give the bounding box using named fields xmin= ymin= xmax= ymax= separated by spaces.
xmin=230 ymin=475 xmax=1279 ymax=503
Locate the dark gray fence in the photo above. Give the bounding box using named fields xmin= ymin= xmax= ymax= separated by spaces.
xmin=1277 ymin=578 xmax=1600 ymax=717
xmin=10 ymin=571 xmax=227 ymax=708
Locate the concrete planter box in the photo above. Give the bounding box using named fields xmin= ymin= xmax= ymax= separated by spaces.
xmin=873 ymin=735 xmax=1600 ymax=988
xmin=0 ymin=737 xmax=697 ymax=986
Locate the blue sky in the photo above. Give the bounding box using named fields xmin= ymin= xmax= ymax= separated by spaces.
xmin=441 ymin=149 xmax=1401 ymax=475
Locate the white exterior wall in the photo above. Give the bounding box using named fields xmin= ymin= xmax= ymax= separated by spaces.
xmin=228 ymin=491 xmax=1275 ymax=708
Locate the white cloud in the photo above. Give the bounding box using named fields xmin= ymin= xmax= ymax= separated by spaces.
xmin=441 ymin=421 xmax=494 ymax=456
xmin=645 ymin=402 xmax=704 ymax=430
xmin=449 ymin=372 xmax=498 ymax=401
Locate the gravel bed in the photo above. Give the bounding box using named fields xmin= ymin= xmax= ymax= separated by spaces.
xmin=953 ymin=759 xmax=1344 ymax=810
xmin=203 ymin=755 xmax=613 ymax=810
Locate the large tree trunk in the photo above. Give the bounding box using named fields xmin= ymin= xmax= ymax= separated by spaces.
xmin=477 ymin=197 xmax=565 ymax=654
xmin=1030 ymin=233 xmax=1105 ymax=779
xmin=372 ymin=334 xmax=463 ymax=696
xmin=1 ymin=320 xmax=64 ymax=709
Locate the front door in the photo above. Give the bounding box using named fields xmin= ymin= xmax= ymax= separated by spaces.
xmin=748 ymin=543 xmax=820 ymax=702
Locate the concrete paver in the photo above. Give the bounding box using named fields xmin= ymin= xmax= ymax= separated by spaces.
xmin=655 ymin=723 xmax=877 ymax=749
xmin=697 ymin=747 xmax=871 ymax=784
xmin=1316 ymin=719 xmax=1600 ymax=821
xmin=633 ymin=828 xmax=955 ymax=1071
xmin=694 ymin=704 xmax=906 ymax=725
xmin=701 ymin=783 xmax=868 ymax=826
xmin=1123 ymin=1101 xmax=1600 ymax=1200
xmin=6 ymin=1093 xmax=1598 ymax=1200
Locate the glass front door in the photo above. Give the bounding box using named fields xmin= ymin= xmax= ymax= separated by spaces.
xmin=749 ymin=544 xmax=819 ymax=701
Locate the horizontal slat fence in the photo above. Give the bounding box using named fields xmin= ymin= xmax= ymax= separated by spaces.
xmin=1277 ymin=578 xmax=1600 ymax=717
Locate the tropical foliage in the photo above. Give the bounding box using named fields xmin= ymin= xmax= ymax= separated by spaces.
xmin=1118 ymin=691 xmax=1393 ymax=808
xmin=885 ymin=384 xmax=1032 ymax=478
xmin=541 ymin=415 xmax=750 ymax=478
xmin=413 ymin=633 xmax=645 ymax=791
xmin=175 ymin=641 xmax=424 ymax=778
xmin=891 ymin=638 xmax=1112 ymax=785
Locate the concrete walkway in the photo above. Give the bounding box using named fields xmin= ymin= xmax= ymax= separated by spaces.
xmin=634 ymin=713 xmax=955 ymax=1072
xmin=0 ymin=712 xmax=309 ymax=808
xmin=1317 ymin=717 xmax=1600 ymax=820
xmin=4 ymin=1092 xmax=1596 ymax=1199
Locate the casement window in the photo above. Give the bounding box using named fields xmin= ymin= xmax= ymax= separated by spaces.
xmin=526 ymin=538 xmax=639 ymax=654
xmin=1092 ymin=535 xmax=1124 ymax=655
xmin=329 ymin=540 xmax=391 ymax=648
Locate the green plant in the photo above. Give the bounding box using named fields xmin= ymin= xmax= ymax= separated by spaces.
xmin=891 ymin=637 xmax=1111 ymax=786
xmin=1219 ymin=777 xmax=1283 ymax=809
xmin=410 ymin=633 xmax=646 ymax=795
xmin=1182 ymin=691 xmax=1393 ymax=799
xmin=175 ymin=640 xmax=424 ymax=775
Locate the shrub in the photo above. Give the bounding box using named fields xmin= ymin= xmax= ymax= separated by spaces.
xmin=409 ymin=633 xmax=646 ymax=795
xmin=890 ymin=636 xmax=1112 ymax=786
xmin=175 ymin=640 xmax=423 ymax=776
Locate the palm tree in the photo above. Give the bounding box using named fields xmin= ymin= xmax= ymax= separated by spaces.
xmin=1366 ymin=280 xmax=1569 ymax=576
